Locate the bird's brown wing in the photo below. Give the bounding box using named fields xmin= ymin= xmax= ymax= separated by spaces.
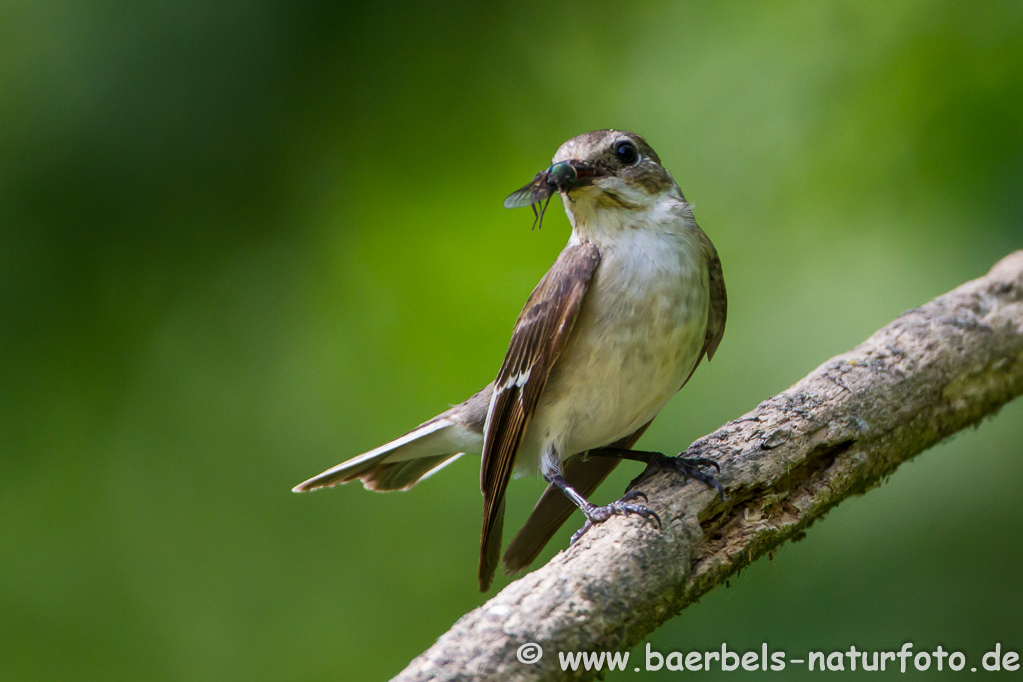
xmin=478 ymin=240 xmax=601 ymax=591
xmin=673 ymin=236 xmax=728 ymax=390
xmin=703 ymin=243 xmax=727 ymax=362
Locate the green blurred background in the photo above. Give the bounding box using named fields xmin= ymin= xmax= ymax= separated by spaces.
xmin=2 ymin=1 xmax=1021 ymax=679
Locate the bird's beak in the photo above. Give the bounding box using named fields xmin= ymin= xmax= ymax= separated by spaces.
xmin=503 ymin=160 xmax=607 ymax=210
xmin=543 ymin=160 xmax=608 ymax=193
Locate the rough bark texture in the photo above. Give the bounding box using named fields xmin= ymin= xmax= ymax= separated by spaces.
xmin=395 ymin=251 xmax=1023 ymax=682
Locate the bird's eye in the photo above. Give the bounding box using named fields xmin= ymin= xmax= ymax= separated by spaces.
xmin=614 ymin=140 xmax=639 ymax=165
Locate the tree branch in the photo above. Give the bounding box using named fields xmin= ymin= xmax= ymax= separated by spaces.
xmin=395 ymin=251 xmax=1023 ymax=682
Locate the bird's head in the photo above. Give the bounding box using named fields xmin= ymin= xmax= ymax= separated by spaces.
xmin=504 ymin=130 xmax=682 ymax=233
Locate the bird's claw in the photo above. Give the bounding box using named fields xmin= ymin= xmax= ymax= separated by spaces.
xmin=570 ymin=491 xmax=661 ymax=544
xmin=677 ymin=456 xmax=720 ymax=474
xmin=645 ymin=453 xmax=724 ymax=500
xmin=570 ymin=520 xmax=594 ymax=545
xmin=620 ymin=489 xmax=649 ymax=504
xmin=674 ymin=456 xmax=724 ymax=500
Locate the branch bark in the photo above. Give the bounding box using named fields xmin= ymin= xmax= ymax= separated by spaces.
xmin=395 ymin=251 xmax=1023 ymax=682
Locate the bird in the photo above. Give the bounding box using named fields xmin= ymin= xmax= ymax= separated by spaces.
xmin=293 ymin=130 xmax=727 ymax=592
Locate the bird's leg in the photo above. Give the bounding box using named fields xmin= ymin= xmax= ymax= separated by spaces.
xmin=591 ymin=447 xmax=724 ymax=500
xmin=544 ymin=473 xmax=661 ymax=545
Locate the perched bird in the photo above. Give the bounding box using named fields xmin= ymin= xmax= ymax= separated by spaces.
xmin=293 ymin=130 xmax=727 ymax=591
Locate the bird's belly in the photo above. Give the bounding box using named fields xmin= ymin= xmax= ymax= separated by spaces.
xmin=516 ymin=254 xmax=709 ymax=474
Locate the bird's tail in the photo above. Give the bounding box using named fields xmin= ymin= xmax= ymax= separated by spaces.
xmin=292 ymin=415 xmax=480 ymax=493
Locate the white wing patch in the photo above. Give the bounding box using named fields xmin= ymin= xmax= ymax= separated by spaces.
xmin=503 ymin=370 xmax=531 ymax=389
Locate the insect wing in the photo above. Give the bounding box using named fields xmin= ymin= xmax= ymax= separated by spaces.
xmin=503 ymin=172 xmax=548 ymax=209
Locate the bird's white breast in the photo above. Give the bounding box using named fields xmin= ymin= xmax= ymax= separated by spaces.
xmin=517 ymin=204 xmax=711 ymax=475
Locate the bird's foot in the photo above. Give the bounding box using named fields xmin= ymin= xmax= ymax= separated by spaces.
xmin=570 ymin=491 xmax=661 ymax=545
xmin=593 ymin=446 xmax=725 ymax=500
xmin=649 ymin=453 xmax=724 ymax=500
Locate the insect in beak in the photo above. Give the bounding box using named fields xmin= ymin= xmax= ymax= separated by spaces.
xmin=503 ymin=161 xmax=607 ymax=230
